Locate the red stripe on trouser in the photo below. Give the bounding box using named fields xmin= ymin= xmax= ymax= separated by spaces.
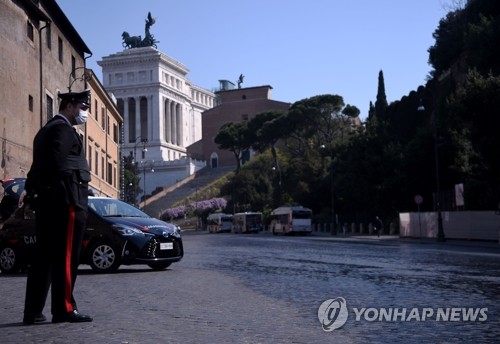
xmin=64 ymin=205 xmax=76 ymax=312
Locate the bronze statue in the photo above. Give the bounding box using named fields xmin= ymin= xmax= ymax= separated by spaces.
xmin=122 ymin=32 xmax=142 ymax=49
xmin=122 ymin=12 xmax=159 ymax=49
xmin=237 ymin=74 xmax=244 ymax=88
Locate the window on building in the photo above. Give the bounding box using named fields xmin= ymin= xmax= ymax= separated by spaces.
xmin=27 ymin=21 xmax=34 ymax=41
xmin=101 ymin=155 xmax=105 ymax=178
xmin=127 ymin=72 xmax=134 ymax=82
xmin=71 ymin=56 xmax=76 ymax=78
xmin=46 ymin=94 xmax=53 ymax=119
xmin=94 ymin=150 xmax=99 ymax=175
xmin=107 ymin=162 xmax=113 ymax=184
xmin=101 ymin=107 xmax=106 ymax=128
xmin=113 ymin=123 xmax=118 ymax=143
xmin=94 ymin=100 xmax=98 ymax=121
xmin=58 ymin=37 xmax=63 ymax=63
xmin=88 ymin=144 xmax=92 ymax=171
xmin=28 ymin=95 xmax=34 ymax=112
xmin=106 ymin=115 xmax=110 ymax=135
xmin=46 ymin=24 xmax=51 ymax=49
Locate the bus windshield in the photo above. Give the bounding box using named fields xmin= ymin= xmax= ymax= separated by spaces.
xmin=292 ymin=210 xmax=312 ymax=219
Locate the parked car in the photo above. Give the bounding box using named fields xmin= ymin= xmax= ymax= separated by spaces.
xmin=0 ymin=178 xmax=26 ymax=222
xmin=0 ymin=196 xmax=184 ymax=274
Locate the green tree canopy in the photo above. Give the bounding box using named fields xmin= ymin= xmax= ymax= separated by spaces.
xmin=214 ymin=121 xmax=252 ymax=171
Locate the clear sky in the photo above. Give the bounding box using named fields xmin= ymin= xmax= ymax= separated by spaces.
xmin=56 ymin=0 xmax=451 ymax=119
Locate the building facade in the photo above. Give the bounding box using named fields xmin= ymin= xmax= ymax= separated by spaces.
xmin=0 ymin=0 xmax=121 ymax=198
xmin=98 ymin=47 xmax=214 ymax=197
xmin=84 ymin=69 xmax=123 ymax=198
xmin=194 ymin=85 xmax=291 ymax=168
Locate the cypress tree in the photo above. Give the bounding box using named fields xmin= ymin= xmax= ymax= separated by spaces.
xmin=375 ymin=70 xmax=388 ymax=118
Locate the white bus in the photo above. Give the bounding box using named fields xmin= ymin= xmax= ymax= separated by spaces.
xmin=232 ymin=212 xmax=262 ymax=233
xmin=270 ymin=206 xmax=313 ymax=235
xmin=207 ymin=213 xmax=233 ymax=233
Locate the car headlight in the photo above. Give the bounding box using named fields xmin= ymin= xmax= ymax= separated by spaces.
xmin=112 ymin=224 xmax=144 ymax=236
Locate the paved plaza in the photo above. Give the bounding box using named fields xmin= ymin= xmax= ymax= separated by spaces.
xmin=0 ymin=231 xmax=498 ymax=343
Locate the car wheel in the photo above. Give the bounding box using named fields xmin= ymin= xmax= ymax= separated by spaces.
xmin=0 ymin=244 xmax=20 ymax=274
xmin=147 ymin=262 xmax=171 ymax=271
xmin=88 ymin=241 xmax=120 ymax=273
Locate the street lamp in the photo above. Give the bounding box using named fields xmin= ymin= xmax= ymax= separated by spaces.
xmin=68 ymin=67 xmax=91 ymax=92
xmin=418 ymin=99 xmax=445 ymax=242
xmin=141 ymin=160 xmax=154 ymax=208
xmin=272 ymin=163 xmax=282 ymax=205
xmin=132 ymin=137 xmax=148 ymax=164
xmin=125 ymin=137 xmax=148 ymax=206
xmin=320 ymin=144 xmax=336 ymax=234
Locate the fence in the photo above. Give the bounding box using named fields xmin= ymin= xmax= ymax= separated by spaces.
xmin=399 ymin=211 xmax=500 ymax=241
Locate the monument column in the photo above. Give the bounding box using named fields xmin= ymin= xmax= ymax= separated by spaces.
xmin=166 ymin=99 xmax=172 ymax=143
xmin=171 ymin=101 xmax=177 ymax=146
xmin=177 ymin=104 xmax=183 ymax=147
xmin=159 ymin=96 xmax=165 ymax=143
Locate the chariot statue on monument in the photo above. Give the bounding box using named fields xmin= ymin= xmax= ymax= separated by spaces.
xmin=122 ymin=12 xmax=160 ymax=49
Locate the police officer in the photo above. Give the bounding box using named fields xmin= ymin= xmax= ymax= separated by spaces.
xmin=22 ymin=90 xmax=93 ymax=324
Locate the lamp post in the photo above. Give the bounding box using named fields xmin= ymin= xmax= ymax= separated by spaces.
xmin=132 ymin=137 xmax=148 ymax=164
xmin=68 ymin=67 xmax=91 ymax=92
xmin=272 ymin=163 xmax=282 ymax=206
xmin=126 ymin=137 xmax=148 ymax=206
xmin=141 ymin=160 xmax=154 ymax=208
xmin=320 ymin=144 xmax=336 ymax=234
xmin=418 ymin=100 xmax=445 ymax=242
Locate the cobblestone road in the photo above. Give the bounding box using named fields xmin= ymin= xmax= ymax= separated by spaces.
xmin=0 ymin=232 xmax=499 ymax=343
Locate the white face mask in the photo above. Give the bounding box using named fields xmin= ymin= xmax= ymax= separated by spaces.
xmin=76 ymin=110 xmax=88 ymax=125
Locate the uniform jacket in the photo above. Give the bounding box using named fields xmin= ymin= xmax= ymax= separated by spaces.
xmin=25 ymin=115 xmax=90 ymax=210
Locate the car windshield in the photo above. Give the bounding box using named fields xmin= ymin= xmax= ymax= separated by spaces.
xmin=88 ymin=198 xmax=149 ymax=218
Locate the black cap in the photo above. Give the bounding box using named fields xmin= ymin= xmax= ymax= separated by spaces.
xmin=58 ymin=89 xmax=90 ymax=108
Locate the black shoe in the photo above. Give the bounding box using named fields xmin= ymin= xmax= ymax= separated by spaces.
xmin=23 ymin=313 xmax=47 ymax=325
xmin=52 ymin=310 xmax=93 ymax=323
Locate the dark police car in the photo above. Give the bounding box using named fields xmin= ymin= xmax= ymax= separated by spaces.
xmin=0 ymin=197 xmax=183 ymax=274
xmin=0 ymin=178 xmax=26 ymax=222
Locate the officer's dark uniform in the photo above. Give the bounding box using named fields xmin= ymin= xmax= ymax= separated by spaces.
xmin=23 ymin=91 xmax=92 ymax=324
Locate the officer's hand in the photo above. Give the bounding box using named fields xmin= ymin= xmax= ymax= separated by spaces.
xmin=18 ymin=190 xmax=27 ymax=208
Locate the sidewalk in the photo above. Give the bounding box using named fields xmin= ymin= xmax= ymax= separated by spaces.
xmin=184 ymin=228 xmax=500 ymax=251
xmin=306 ymin=230 xmax=500 ymax=250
